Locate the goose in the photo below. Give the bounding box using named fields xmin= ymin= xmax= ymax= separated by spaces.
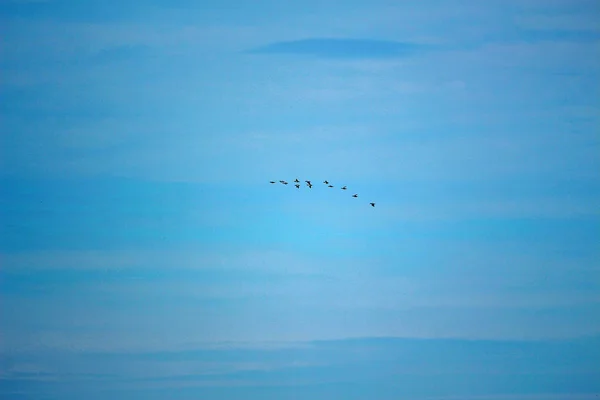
xmin=323 ymin=180 xmax=329 ymax=184
xmin=370 ymin=202 xmax=376 ymax=207
xmin=352 ymin=194 xmax=358 ymax=198
xmin=270 ymin=181 xmax=276 ymax=184
xmin=305 ymin=180 xmax=312 ymax=184
xmin=283 ymin=181 xmax=288 ymax=185
xmin=295 ymin=184 xmax=300 ymax=189
xmin=341 ymin=186 xmax=347 ymax=190
xmin=328 ymin=185 xmax=334 ymax=188
xmin=294 ymin=179 xmax=300 ymax=183
xmin=307 ymin=183 xmax=313 ymax=188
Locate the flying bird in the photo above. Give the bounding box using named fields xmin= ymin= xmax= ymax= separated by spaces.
xmin=268 ymin=177 xmax=377 ymax=207
xmin=269 ymin=178 xmax=375 ymax=207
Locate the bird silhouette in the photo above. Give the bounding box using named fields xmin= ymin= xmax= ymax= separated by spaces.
xmin=268 ymin=178 xmax=376 ymax=207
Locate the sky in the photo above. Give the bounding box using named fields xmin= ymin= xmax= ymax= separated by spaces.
xmin=1 ymin=0 xmax=599 ymax=399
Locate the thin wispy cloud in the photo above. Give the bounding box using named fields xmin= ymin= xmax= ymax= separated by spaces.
xmin=2 ymin=336 xmax=600 ymax=399
xmin=247 ymin=38 xmax=434 ymax=59
xmin=87 ymin=44 xmax=156 ymax=64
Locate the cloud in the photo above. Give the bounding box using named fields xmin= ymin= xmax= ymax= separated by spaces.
xmin=3 ymin=232 xmax=598 ymax=354
xmin=247 ymin=38 xmax=433 ymax=59
xmin=0 ymin=247 xmax=353 ymax=277
xmin=2 ymin=336 xmax=599 ymax=399
xmin=86 ymin=44 xmax=156 ymax=64
xmin=511 ymin=29 xmax=600 ymax=43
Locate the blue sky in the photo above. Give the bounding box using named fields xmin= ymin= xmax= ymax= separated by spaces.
xmin=1 ymin=0 xmax=599 ymax=399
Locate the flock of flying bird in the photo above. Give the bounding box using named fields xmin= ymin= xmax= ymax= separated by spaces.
xmin=269 ymin=179 xmax=376 ymax=207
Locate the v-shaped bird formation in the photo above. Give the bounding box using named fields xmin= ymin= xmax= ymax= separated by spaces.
xmin=269 ymin=178 xmax=376 ymax=208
